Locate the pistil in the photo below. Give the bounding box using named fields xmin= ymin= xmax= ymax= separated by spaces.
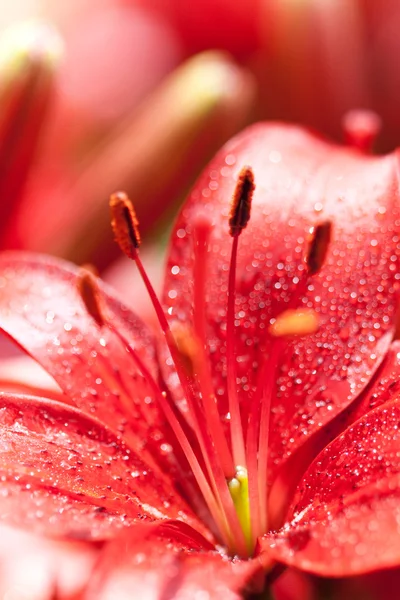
xmin=228 ymin=466 xmax=251 ymax=553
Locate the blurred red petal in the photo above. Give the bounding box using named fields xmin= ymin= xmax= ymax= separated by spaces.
xmin=137 ymin=0 xmax=261 ymax=60
xmin=59 ymin=5 xmax=181 ymax=122
xmin=0 ymin=524 xmax=97 ymax=600
xmin=85 ymin=523 xmax=264 ymax=600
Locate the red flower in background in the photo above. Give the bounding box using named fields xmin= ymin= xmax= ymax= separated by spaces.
xmin=0 ymin=123 xmax=399 ymax=598
xmin=136 ymin=0 xmax=400 ymax=151
xmin=0 ymin=16 xmax=255 ymax=270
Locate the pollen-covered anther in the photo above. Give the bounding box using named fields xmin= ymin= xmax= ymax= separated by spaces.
xmin=229 ymin=166 xmax=255 ymax=237
xmin=77 ymin=270 xmax=105 ymax=328
xmin=110 ymin=191 xmax=141 ymax=259
xmin=307 ymin=220 xmax=332 ymax=275
xmin=170 ymin=324 xmax=200 ymax=378
xmin=269 ymin=308 xmax=320 ymax=338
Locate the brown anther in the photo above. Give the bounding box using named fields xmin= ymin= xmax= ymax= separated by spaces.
xmin=77 ymin=269 xmax=105 ymax=328
xmin=229 ymin=166 xmax=255 ymax=237
xmin=110 ymin=191 xmax=141 ymax=259
xmin=170 ymin=324 xmax=200 ymax=378
xmin=307 ymin=221 xmax=332 ymax=275
xmin=269 ymin=308 xmax=320 ymax=338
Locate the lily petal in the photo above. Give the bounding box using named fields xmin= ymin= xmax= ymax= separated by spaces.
xmin=163 ymin=123 xmax=400 ymax=481
xmin=0 ymin=252 xmax=170 ymax=469
xmin=85 ymin=523 xmax=264 ymax=600
xmin=262 ymin=397 xmax=400 ymax=576
xmin=0 ymin=392 xmax=206 ymax=540
xmin=342 ymin=340 xmax=400 ymax=425
xmin=269 ymin=341 xmax=400 ymax=526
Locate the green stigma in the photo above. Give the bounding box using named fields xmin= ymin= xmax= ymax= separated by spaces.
xmin=228 ymin=466 xmax=252 ymax=554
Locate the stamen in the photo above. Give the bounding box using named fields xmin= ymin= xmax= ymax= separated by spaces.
xmin=110 ymin=321 xmax=250 ymax=555
xmin=77 ymin=270 xmax=105 ymax=328
xmin=110 ymin=191 xmax=141 ymax=259
xmin=227 ymin=168 xmax=255 ymax=468
xmin=79 ymin=277 xmax=233 ymax=548
xmin=306 ymin=221 xmax=332 ymax=275
xmin=245 ymin=337 xmax=284 ymax=544
xmin=269 ymin=308 xmax=319 ymax=338
xmin=170 ymin=323 xmax=198 ymax=378
xmin=109 ymin=193 xmax=248 ymax=556
xmin=229 ymin=166 xmax=255 ymax=237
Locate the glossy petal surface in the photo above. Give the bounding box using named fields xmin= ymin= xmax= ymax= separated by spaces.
xmin=0 ymin=253 xmax=170 ymax=468
xmin=86 ymin=524 xmax=263 ymax=600
xmin=0 ymin=393 xmax=204 ymax=540
xmin=308 ymin=340 xmax=400 ymax=453
xmin=344 ymin=340 xmax=400 ymax=424
xmin=263 ymin=398 xmax=400 ymax=575
xmin=163 ymin=123 xmax=400 ymax=480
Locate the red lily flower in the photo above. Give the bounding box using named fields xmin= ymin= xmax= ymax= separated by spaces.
xmin=0 ymin=123 xmax=399 ymax=598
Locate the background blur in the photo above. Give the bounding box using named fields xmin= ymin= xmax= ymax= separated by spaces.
xmin=0 ymin=2 xmax=399 ymax=599
xmin=1 ymin=0 xmax=399 ymax=285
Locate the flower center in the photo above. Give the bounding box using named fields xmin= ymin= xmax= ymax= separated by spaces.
xmin=80 ymin=183 xmax=331 ymax=558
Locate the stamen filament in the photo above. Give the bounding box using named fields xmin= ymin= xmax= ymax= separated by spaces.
xmin=226 ymin=167 xmax=254 ymax=468
xmin=227 ymin=234 xmax=246 ymax=467
xmin=135 ymin=253 xmax=250 ymax=554
xmin=245 ymin=346 xmax=275 ymax=544
xmin=110 ymin=197 xmax=249 ymax=554
xmin=246 ymin=398 xmax=262 ymax=543
xmin=193 ymin=218 xmax=235 ymax=478
xmin=257 ymin=341 xmax=285 ymax=534
xmin=107 ymin=320 xmax=234 ymax=549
